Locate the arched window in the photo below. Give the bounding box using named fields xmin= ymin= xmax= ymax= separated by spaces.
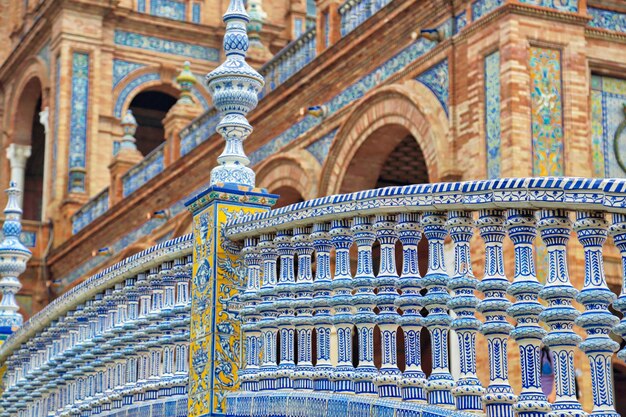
xmin=128 ymin=90 xmax=177 ymax=156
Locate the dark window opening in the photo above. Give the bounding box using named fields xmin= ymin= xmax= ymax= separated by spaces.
xmin=23 ymin=95 xmax=44 ymax=221
xmin=128 ymin=91 xmax=177 ymax=156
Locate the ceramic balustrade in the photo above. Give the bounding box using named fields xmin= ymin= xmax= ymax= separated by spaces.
xmin=259 ymin=28 xmax=316 ymax=96
xmin=0 ymin=236 xmax=193 ymax=417
xmin=225 ymin=178 xmax=626 ymax=417
xmin=339 ymin=0 xmax=391 ymax=37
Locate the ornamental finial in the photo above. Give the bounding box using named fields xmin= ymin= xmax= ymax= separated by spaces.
xmin=120 ymin=109 xmax=138 ymax=151
xmin=205 ymin=0 xmax=264 ymax=189
xmin=0 ymin=183 xmax=31 ymax=336
xmin=176 ymin=61 xmax=197 ymax=105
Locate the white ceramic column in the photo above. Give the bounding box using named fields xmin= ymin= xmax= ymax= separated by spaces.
xmin=5 ymin=144 xmax=32 ymax=207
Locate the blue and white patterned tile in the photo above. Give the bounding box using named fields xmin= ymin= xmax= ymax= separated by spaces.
xmin=68 ymin=52 xmax=90 ymax=193
xmin=588 ymin=7 xmax=626 ymax=33
xmin=114 ymin=30 xmax=219 ymax=62
xmin=113 ymin=59 xmax=146 ymax=89
xmin=151 ymin=0 xmax=187 ymax=21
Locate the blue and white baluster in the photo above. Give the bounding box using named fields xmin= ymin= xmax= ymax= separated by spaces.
xmin=257 ymin=233 xmax=279 ymax=391
xmin=477 ymin=209 xmax=516 ymax=417
xmin=275 ymin=230 xmax=297 ymax=389
xmin=611 ymin=214 xmax=626 ymax=363
xmin=311 ymin=223 xmax=335 ymax=392
xmin=329 ymin=219 xmax=355 ymax=393
xmin=350 ymin=216 xmax=378 ymax=395
xmin=506 ymin=209 xmax=550 ymax=417
xmin=373 ymin=214 xmax=402 ymax=398
xmin=292 ymin=227 xmax=315 ymax=390
xmin=574 ymin=212 xmax=619 ymax=417
xmin=446 ymin=210 xmax=484 ymax=412
xmin=421 ymin=211 xmax=454 ymax=406
xmin=240 ymin=237 xmax=262 ymax=392
xmin=538 ymin=209 xmax=585 ymax=417
xmin=395 ymin=213 xmax=427 ymax=402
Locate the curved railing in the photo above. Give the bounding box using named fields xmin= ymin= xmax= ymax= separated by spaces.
xmin=223 ymin=177 xmax=626 ymax=417
xmin=0 ymin=235 xmax=193 ymax=417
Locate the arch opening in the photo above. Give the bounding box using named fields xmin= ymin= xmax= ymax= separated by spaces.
xmin=339 ymin=127 xmax=429 ymax=194
xmin=128 ymin=90 xmax=177 ymax=156
xmin=271 ymin=185 xmax=305 ymax=209
xmin=12 ymin=77 xmax=45 ymax=221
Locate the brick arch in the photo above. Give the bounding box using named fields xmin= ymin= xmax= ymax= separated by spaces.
xmin=8 ymin=57 xmax=49 ymax=145
xmin=113 ymin=66 xmax=211 ymax=118
xmin=255 ymin=149 xmax=321 ymax=202
xmin=320 ymin=81 xmax=450 ymax=196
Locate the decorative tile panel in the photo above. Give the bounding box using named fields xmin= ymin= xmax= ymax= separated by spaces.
xmin=588 ymin=7 xmax=626 ymax=33
xmin=137 ymin=0 xmax=146 ymax=12
xmin=472 ymin=0 xmax=504 ymax=21
xmin=68 ymin=52 xmax=90 ymax=193
xmin=113 ymin=59 xmax=145 ymax=88
xmin=416 ymin=59 xmax=449 ymax=116
xmin=591 ymin=74 xmax=626 ymax=178
xmin=455 ymin=12 xmax=467 ymax=32
xmin=529 ymin=47 xmax=564 ymax=177
xmin=114 ymin=30 xmax=219 ymax=62
xmin=188 ymin=191 xmax=271 ymax=416
xmin=518 ymin=0 xmax=577 ymax=12
xmin=192 ymin=3 xmax=201 ymax=23
xmin=151 ymin=0 xmax=187 ymax=21
xmin=484 ymin=51 xmax=501 ymax=179
xmin=306 ymin=129 xmax=338 ymax=164
xmin=37 ymin=42 xmax=50 ymax=73
xmin=52 ymin=55 xmax=60 ymax=199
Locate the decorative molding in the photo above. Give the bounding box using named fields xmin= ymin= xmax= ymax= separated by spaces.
xmin=484 ymin=51 xmax=501 ymax=179
xmin=114 ymin=30 xmax=219 ymax=62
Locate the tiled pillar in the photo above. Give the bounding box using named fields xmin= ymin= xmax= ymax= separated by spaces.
xmin=186 ymin=188 xmax=275 ymax=417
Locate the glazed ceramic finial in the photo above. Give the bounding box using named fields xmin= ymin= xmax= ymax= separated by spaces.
xmin=205 ymin=0 xmax=264 ymax=189
xmin=120 ymin=109 xmax=139 ymax=151
xmin=176 ymin=61 xmax=197 ymax=105
xmin=0 ymin=182 xmax=31 ymax=334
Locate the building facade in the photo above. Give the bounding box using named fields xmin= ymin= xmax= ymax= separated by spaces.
xmin=1 ymin=0 xmax=626 ymax=414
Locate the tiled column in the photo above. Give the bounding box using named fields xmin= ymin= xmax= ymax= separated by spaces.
xmin=351 ymin=216 xmax=378 ymax=395
xmin=421 ymin=211 xmax=454 ymax=406
xmin=373 ymin=214 xmax=401 ymax=398
xmin=396 ymin=213 xmax=427 ymax=402
xmin=447 ymin=210 xmax=483 ymax=412
xmin=506 ymin=209 xmax=550 ymax=417
xmin=186 ymin=188 xmax=275 ymax=416
xmin=574 ymin=212 xmax=619 ymax=417
xmin=477 ymin=209 xmax=516 ymax=417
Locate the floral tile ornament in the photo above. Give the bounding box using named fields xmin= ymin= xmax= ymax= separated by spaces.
xmin=529 ymin=47 xmax=564 ymax=177
xmin=187 ymin=192 xmax=273 ymax=416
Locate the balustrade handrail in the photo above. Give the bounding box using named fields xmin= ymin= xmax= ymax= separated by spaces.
xmin=0 ymin=233 xmax=193 ymax=362
xmin=225 ymin=177 xmax=624 ymax=238
xmin=258 ymin=26 xmax=316 ymax=76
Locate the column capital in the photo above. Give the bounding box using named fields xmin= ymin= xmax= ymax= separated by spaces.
xmin=6 ymin=144 xmax=32 ymax=170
